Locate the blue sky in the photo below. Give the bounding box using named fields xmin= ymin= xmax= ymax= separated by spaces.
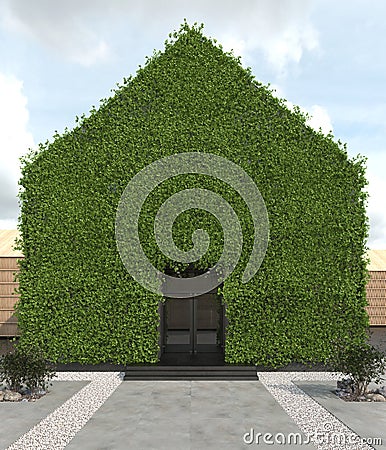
xmin=0 ymin=0 xmax=385 ymax=248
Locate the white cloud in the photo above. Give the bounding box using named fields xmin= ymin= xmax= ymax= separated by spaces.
xmin=1 ymin=0 xmax=318 ymax=72
xmin=275 ymin=96 xmax=334 ymax=135
xmin=0 ymin=218 xmax=18 ymax=229
xmin=268 ymin=84 xmax=386 ymax=249
xmin=329 ymin=103 xmax=386 ymax=129
xmin=78 ymin=40 xmax=109 ymax=68
xmin=1 ymin=0 xmax=110 ymax=66
xmin=263 ymin=23 xmax=318 ymax=75
xmin=218 ymin=35 xmax=247 ymax=60
xmin=194 ymin=0 xmax=319 ymax=75
xmin=304 ymin=105 xmax=333 ymax=135
xmin=0 ymin=72 xmax=34 ymax=227
xmin=366 ymin=170 xmax=386 ymax=250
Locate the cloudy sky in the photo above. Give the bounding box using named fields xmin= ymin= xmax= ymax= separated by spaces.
xmin=0 ymin=0 xmax=385 ymax=248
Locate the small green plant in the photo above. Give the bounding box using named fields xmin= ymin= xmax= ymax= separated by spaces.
xmin=0 ymin=346 xmax=57 ymax=394
xmin=328 ymin=340 xmax=386 ymax=400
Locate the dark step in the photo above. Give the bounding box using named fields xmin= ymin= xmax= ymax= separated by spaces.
xmin=126 ymin=365 xmax=256 ymax=371
xmin=125 ymin=376 xmax=258 ymax=380
xmin=124 ymin=365 xmax=258 ymax=381
xmin=125 ymin=371 xmax=257 ymax=377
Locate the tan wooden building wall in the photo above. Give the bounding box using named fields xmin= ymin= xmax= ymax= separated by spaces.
xmin=0 ymin=230 xmax=23 ymax=336
xmin=1 ymin=230 xmax=386 ymax=336
xmin=366 ymin=250 xmax=386 ymax=326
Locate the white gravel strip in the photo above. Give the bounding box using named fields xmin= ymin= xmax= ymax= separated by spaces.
xmin=6 ymin=372 xmax=124 ymax=450
xmin=257 ymin=371 xmax=374 ymax=450
xmin=4 ymin=370 xmax=378 ymax=449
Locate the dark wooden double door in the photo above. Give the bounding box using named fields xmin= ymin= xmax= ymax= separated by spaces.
xmin=162 ymin=289 xmax=225 ymax=355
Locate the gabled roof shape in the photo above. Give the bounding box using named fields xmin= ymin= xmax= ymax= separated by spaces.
xmin=14 ymin=21 xmax=371 ymax=365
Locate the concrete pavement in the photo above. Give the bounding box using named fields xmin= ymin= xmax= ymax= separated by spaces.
xmin=0 ymin=373 xmax=385 ymax=449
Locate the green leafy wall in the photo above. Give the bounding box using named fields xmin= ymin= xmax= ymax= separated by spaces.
xmin=15 ymin=21 xmax=369 ymax=366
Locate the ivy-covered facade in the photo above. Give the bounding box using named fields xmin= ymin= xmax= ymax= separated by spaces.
xmin=15 ymin=21 xmax=370 ymax=367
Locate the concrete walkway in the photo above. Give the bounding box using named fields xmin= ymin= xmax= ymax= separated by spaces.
xmin=66 ymin=380 xmax=308 ymax=450
xmin=0 ymin=372 xmax=385 ymax=450
xmin=297 ymin=381 xmax=386 ymax=448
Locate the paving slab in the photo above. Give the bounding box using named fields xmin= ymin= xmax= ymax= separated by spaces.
xmin=3 ymin=373 xmax=385 ymax=449
xmin=0 ymin=381 xmax=88 ymax=450
xmin=296 ymin=381 xmax=386 ymax=449
xmin=64 ymin=381 xmax=310 ymax=450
